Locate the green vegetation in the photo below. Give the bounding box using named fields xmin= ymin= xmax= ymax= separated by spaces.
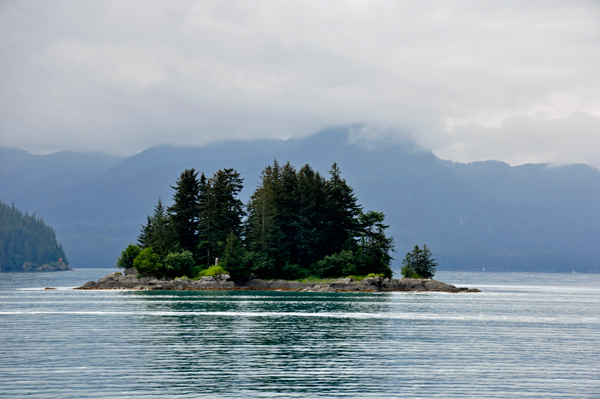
xmin=401 ymin=244 xmax=437 ymax=279
xmin=118 ymin=161 xmax=395 ymax=280
xmin=116 ymin=244 xmax=141 ymax=270
xmin=0 ymin=201 xmax=68 ymax=272
xmin=195 ymin=265 xmax=229 ymax=278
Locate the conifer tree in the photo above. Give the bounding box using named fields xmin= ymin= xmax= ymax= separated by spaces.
xmin=356 ymin=211 xmax=395 ymax=278
xmin=198 ymin=172 xmax=217 ymax=265
xmin=296 ymin=164 xmax=328 ymax=267
xmin=274 ymin=162 xmax=299 ymax=264
xmin=401 ymin=244 xmax=437 ymax=279
xmin=169 ymin=169 xmax=201 ymax=254
xmin=220 ymin=232 xmax=248 ymax=279
xmin=245 ymin=164 xmax=279 ymax=253
xmin=198 ymin=169 xmax=245 ymax=263
xmin=325 ymin=163 xmax=362 ymax=254
xmin=138 ymin=198 xmax=174 ymax=256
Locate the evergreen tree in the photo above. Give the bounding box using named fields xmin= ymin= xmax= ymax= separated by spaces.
xmin=212 ymin=168 xmax=246 ymax=239
xmin=198 ymin=169 xmax=245 ymax=264
xmin=169 ymin=169 xmax=201 ymax=254
xmin=355 ymin=211 xmax=395 ymax=278
xmin=401 ymin=244 xmax=437 ymax=279
xmin=325 ymin=163 xmax=362 ymax=254
xmin=245 ymin=164 xmax=279 ymax=254
xmin=220 ymin=232 xmax=248 ymax=279
xmin=198 ymin=172 xmax=217 ymax=265
xmin=138 ymin=198 xmax=174 ymax=256
xmin=415 ymin=244 xmax=437 ymax=279
xmin=274 ymin=162 xmax=299 ymax=264
xmin=296 ymin=164 xmax=328 ymax=267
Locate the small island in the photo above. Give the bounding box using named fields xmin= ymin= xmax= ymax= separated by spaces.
xmin=77 ymin=271 xmax=480 ymax=293
xmin=78 ymin=162 xmax=479 ymax=293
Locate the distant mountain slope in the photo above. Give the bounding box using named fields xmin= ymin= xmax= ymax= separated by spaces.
xmin=0 ymin=147 xmax=123 ymax=205
xmin=1 ymin=128 xmax=599 ymax=272
xmin=442 ymin=160 xmax=600 ymax=260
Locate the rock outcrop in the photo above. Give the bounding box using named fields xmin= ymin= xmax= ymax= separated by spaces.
xmin=77 ymin=273 xmax=480 ymax=292
xmin=21 ymin=261 xmax=72 ymax=272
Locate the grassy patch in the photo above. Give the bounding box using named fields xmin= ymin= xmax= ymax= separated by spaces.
xmin=192 ymin=265 xmax=229 ymax=280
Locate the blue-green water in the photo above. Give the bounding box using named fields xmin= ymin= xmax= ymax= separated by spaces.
xmin=1 ymin=269 xmax=599 ymax=398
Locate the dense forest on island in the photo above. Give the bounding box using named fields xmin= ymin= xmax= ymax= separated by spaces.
xmin=118 ymin=161 xmax=395 ymax=280
xmin=0 ymin=201 xmax=69 ymax=272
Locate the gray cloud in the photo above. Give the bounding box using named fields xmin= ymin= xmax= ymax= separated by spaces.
xmin=1 ymin=0 xmax=599 ymax=167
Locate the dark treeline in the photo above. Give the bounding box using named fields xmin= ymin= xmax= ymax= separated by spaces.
xmin=119 ymin=161 xmax=394 ymax=280
xmin=0 ymin=201 xmax=68 ymax=271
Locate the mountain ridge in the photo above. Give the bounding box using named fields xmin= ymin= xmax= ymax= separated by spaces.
xmin=2 ymin=128 xmax=599 ymax=272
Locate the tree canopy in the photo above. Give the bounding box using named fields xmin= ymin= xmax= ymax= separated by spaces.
xmin=118 ymin=162 xmax=395 ymax=280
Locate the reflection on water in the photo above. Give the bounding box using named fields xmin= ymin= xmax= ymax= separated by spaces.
xmin=1 ymin=269 xmax=600 ymax=398
xmin=129 ymin=291 xmax=395 ymax=396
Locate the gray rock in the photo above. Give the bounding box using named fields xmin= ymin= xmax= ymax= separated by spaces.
xmin=77 ymin=273 xmax=480 ymax=293
xmin=309 ymin=284 xmax=335 ymax=292
xmin=80 ymin=280 xmax=98 ymax=289
xmin=241 ymin=279 xmax=272 ymax=289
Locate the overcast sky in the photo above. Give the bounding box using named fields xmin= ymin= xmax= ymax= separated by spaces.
xmin=1 ymin=0 xmax=599 ymax=167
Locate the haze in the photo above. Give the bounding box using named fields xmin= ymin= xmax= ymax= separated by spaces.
xmin=1 ymin=1 xmax=599 ymax=168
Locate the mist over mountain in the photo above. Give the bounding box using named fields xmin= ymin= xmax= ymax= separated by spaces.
xmin=2 ymin=127 xmax=599 ymax=272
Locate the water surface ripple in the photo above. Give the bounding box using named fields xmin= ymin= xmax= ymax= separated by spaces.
xmin=1 ymin=270 xmax=599 ymax=398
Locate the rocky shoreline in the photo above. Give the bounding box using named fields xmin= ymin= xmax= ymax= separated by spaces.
xmin=76 ymin=272 xmax=480 ymax=293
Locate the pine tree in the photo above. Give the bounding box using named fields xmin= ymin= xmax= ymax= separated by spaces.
xmin=198 ymin=169 xmax=245 ymax=264
xmin=401 ymin=244 xmax=437 ymax=279
xmin=198 ymin=172 xmax=217 ymax=265
xmin=245 ymin=164 xmax=279 ymax=253
xmin=296 ymin=164 xmax=328 ymax=267
xmin=220 ymin=232 xmax=248 ymax=279
xmin=356 ymin=211 xmax=395 ymax=278
xmin=415 ymin=244 xmax=437 ymax=279
xmin=211 ymin=168 xmax=245 ymax=240
xmin=169 ymin=169 xmax=201 ymax=254
xmin=325 ymin=163 xmax=362 ymax=254
xmin=138 ymin=198 xmax=174 ymax=256
xmin=274 ymin=162 xmax=299 ymax=264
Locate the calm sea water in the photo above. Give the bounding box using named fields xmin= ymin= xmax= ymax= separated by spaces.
xmin=1 ymin=269 xmax=599 ymax=398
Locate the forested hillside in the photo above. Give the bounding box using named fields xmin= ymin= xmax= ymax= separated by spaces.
xmin=0 ymin=201 xmax=69 ymax=272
